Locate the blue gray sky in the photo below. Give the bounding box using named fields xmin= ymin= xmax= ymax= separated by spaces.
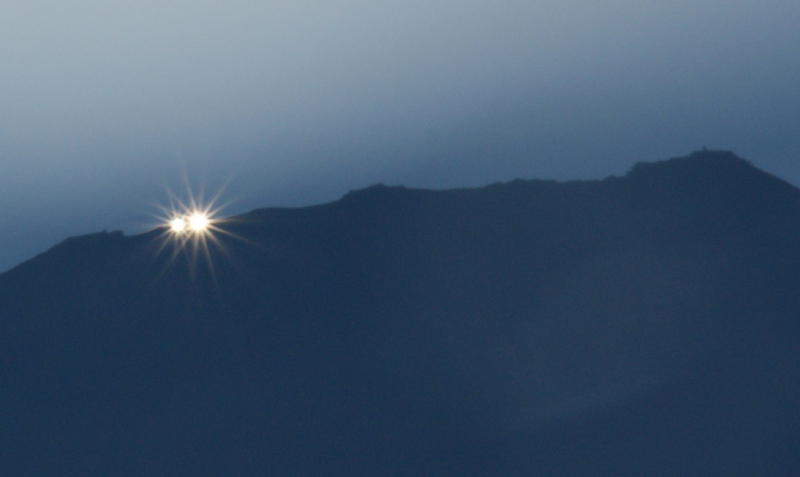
xmin=1 ymin=1 xmax=799 ymax=271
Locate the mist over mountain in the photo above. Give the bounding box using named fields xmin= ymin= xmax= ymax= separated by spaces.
xmin=1 ymin=150 xmax=799 ymax=475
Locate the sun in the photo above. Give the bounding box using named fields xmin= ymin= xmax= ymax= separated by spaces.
xmin=170 ymin=217 xmax=187 ymax=233
xmin=149 ymin=177 xmax=246 ymax=289
xmin=188 ymin=212 xmax=210 ymax=232
xmin=166 ymin=210 xmax=214 ymax=236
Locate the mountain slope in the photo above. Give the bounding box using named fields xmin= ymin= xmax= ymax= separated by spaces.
xmin=1 ymin=150 xmax=799 ymax=475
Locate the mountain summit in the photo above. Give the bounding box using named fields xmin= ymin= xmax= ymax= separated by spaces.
xmin=1 ymin=151 xmax=798 ymax=475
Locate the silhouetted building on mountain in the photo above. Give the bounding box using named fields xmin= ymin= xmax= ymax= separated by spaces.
xmin=1 ymin=150 xmax=798 ymax=475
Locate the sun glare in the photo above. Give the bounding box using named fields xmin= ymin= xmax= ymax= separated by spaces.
xmin=166 ymin=210 xmax=213 ymax=236
xmin=170 ymin=218 xmax=186 ymax=232
xmin=188 ymin=212 xmax=209 ymax=232
xmin=152 ymin=180 xmax=240 ymax=287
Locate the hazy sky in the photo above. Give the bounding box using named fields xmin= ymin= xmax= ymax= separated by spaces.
xmin=1 ymin=1 xmax=799 ymax=271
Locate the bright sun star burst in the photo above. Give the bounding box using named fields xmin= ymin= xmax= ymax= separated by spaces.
xmin=166 ymin=210 xmax=213 ymax=236
xmin=170 ymin=217 xmax=186 ymax=232
xmin=153 ymin=182 xmax=239 ymax=285
xmin=188 ymin=212 xmax=210 ymax=232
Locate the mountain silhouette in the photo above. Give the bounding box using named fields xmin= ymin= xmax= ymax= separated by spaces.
xmin=1 ymin=150 xmax=798 ymax=475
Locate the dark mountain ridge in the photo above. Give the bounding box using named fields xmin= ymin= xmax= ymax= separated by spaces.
xmin=1 ymin=150 xmax=799 ymax=475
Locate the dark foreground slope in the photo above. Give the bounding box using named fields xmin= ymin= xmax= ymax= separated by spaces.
xmin=1 ymin=151 xmax=799 ymax=475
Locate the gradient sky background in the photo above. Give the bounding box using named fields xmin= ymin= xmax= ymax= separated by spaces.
xmin=1 ymin=0 xmax=799 ymax=271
